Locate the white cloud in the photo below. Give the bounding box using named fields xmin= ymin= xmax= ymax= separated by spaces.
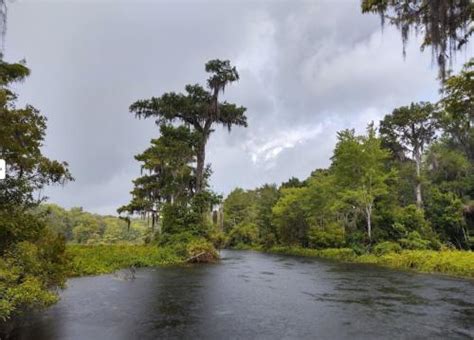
xmin=245 ymin=124 xmax=324 ymax=166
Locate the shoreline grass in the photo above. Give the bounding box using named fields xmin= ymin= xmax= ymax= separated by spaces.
xmin=66 ymin=244 xmax=474 ymax=279
xmin=266 ymin=246 xmax=474 ymax=279
xmin=66 ymin=244 xmax=184 ymax=277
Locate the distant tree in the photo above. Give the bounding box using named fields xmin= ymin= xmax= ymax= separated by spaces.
xmin=222 ymin=188 xmax=257 ymax=232
xmin=380 ymin=102 xmax=437 ymax=207
xmin=361 ymin=0 xmax=474 ymax=79
xmin=331 ymin=125 xmax=392 ymax=240
xmin=254 ymin=184 xmax=280 ymax=246
xmin=304 ymin=170 xmax=339 ymax=230
xmin=272 ymin=187 xmax=309 ymax=246
xmin=130 ymin=60 xmax=247 ymax=193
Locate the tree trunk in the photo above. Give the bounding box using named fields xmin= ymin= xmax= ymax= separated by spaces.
xmin=414 ymin=146 xmax=423 ymax=207
xmin=196 ymin=141 xmax=206 ymax=194
xmin=366 ymin=204 xmax=372 ymax=241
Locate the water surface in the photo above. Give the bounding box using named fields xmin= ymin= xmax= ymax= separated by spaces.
xmin=13 ymin=250 xmax=474 ymax=339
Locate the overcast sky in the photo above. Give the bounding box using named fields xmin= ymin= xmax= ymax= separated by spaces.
xmin=4 ymin=0 xmax=472 ymax=215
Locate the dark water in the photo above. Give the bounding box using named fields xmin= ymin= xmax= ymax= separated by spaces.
xmin=12 ymin=250 xmax=474 ymax=339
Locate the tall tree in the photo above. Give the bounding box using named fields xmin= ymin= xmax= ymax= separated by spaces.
xmin=331 ymin=126 xmax=392 ymax=240
xmin=380 ymin=102 xmax=437 ymax=207
xmin=130 ymin=60 xmax=247 ymax=193
xmin=361 ymin=0 xmax=473 ymax=79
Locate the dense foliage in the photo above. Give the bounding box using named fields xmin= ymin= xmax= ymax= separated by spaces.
xmin=0 ymin=59 xmax=72 ymax=328
xmin=223 ymin=59 xmax=474 ymax=255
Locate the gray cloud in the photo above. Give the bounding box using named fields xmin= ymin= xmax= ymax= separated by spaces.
xmin=4 ymin=0 xmax=472 ymax=214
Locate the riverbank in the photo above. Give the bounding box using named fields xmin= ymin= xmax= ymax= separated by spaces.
xmin=66 ymin=244 xmax=184 ymax=276
xmin=266 ymin=246 xmax=474 ymax=278
xmin=65 ymin=244 xmax=474 ymax=279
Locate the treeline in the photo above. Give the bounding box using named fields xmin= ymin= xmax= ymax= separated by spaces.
xmin=37 ymin=204 xmax=148 ymax=244
xmin=223 ymin=59 xmax=474 ymax=253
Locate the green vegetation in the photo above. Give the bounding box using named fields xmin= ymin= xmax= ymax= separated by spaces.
xmin=0 ymin=59 xmax=72 ymax=325
xmin=357 ymin=250 xmax=474 ymax=278
xmin=38 ymin=204 xmax=149 ymax=245
xmin=66 ymin=244 xmax=182 ymax=276
xmin=267 ymin=247 xmax=474 ymax=278
xmin=222 ymin=59 xmax=474 ymax=278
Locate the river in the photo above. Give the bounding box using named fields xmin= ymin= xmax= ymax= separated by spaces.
xmin=11 ymin=250 xmax=474 ymax=339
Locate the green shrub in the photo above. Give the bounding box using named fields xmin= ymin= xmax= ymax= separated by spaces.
xmin=399 ymin=231 xmax=431 ymax=250
xmin=394 ymin=205 xmax=431 ymax=234
xmin=308 ymin=223 xmax=345 ymax=249
xmin=186 ymin=238 xmax=218 ymax=261
xmin=0 ymin=231 xmax=68 ymax=322
xmin=208 ymin=229 xmax=227 ymax=250
xmin=373 ymin=241 xmax=402 ymax=255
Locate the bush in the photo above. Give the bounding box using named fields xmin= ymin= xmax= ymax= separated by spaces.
xmin=393 ymin=205 xmax=433 ymax=239
xmin=0 ymin=231 xmax=68 ymax=323
xmin=308 ymin=223 xmax=345 ymax=249
xmin=260 ymin=232 xmax=277 ymax=249
xmin=156 ymin=231 xmax=219 ymax=262
xmin=186 ymin=238 xmax=219 ymax=262
xmin=399 ymin=231 xmax=431 ymax=250
xmin=346 ymin=231 xmax=369 ymax=255
xmin=208 ymin=229 xmax=227 ymax=250
xmin=158 ymin=231 xmax=196 ymax=257
xmin=373 ymin=241 xmax=402 ymax=255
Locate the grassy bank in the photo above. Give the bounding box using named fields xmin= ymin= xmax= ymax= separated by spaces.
xmin=65 ymin=244 xmax=474 ymax=279
xmin=66 ymin=244 xmax=183 ymax=277
xmin=267 ymin=246 xmax=474 ymax=278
